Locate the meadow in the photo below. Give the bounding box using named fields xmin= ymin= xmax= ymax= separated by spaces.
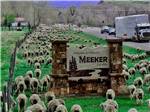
xmin=1 ymin=29 xmax=150 ymax=112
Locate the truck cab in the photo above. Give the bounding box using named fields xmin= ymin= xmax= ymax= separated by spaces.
xmin=136 ymin=23 xmax=150 ymax=40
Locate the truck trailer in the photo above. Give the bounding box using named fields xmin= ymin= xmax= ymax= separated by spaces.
xmin=115 ymin=14 xmax=150 ymax=41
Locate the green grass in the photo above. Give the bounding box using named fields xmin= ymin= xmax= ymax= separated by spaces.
xmin=1 ymin=30 xmax=150 ymax=112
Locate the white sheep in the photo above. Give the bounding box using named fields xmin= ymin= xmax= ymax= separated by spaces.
xmin=100 ymin=99 xmax=118 ymax=112
xmin=34 ymin=69 xmax=41 ymax=79
xmin=24 ymin=75 xmax=31 ymax=90
xmin=26 ymin=103 xmax=45 ymax=112
xmin=55 ymin=104 xmax=68 ymax=112
xmin=128 ymin=85 xmax=136 ymax=99
xmin=16 ymin=81 xmax=26 ymax=94
xmin=133 ymin=77 xmax=143 ymax=88
xmin=29 ymin=94 xmax=41 ymax=105
xmin=143 ymin=74 xmax=150 ymax=85
xmin=133 ymin=88 xmax=144 ymax=105
xmin=34 ymin=62 xmax=41 ymax=69
xmin=30 ymin=78 xmax=39 ymax=93
xmin=122 ymin=70 xmax=130 ymax=81
xmin=106 ymin=89 xmax=115 ymax=100
xmin=71 ymin=104 xmax=83 ymax=112
xmin=26 ymin=71 xmax=33 ymax=78
xmin=16 ymin=94 xmax=27 ymax=112
xmin=48 ymin=99 xmax=65 ymax=112
xmin=139 ymin=67 xmax=147 ymax=77
xmin=128 ymin=108 xmax=138 ymax=112
xmin=146 ymin=99 xmax=150 ymax=108
xmin=128 ymin=67 xmax=136 ymax=76
xmin=45 ymin=91 xmax=55 ymax=103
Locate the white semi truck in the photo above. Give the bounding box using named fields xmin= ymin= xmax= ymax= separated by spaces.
xmin=115 ymin=14 xmax=150 ymax=41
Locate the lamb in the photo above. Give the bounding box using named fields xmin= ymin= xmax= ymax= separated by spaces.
xmin=34 ymin=62 xmax=41 ymax=69
xmin=146 ymin=99 xmax=150 ymax=108
xmin=26 ymin=71 xmax=33 ymax=78
xmin=139 ymin=67 xmax=147 ymax=77
xmin=122 ymin=70 xmax=130 ymax=81
xmin=133 ymin=88 xmax=144 ymax=105
xmin=47 ymin=99 xmax=65 ymax=112
xmin=128 ymin=67 xmax=136 ymax=76
xmin=16 ymin=81 xmax=26 ymax=94
xmin=27 ymin=58 xmax=33 ymax=65
xmin=143 ymin=74 xmax=150 ymax=85
xmin=128 ymin=108 xmax=138 ymax=112
xmin=55 ymin=104 xmax=68 ymax=112
xmin=26 ymin=103 xmax=45 ymax=112
xmin=15 ymin=76 xmax=24 ymax=85
xmin=106 ymin=89 xmax=115 ymax=100
xmin=24 ymin=75 xmax=31 ymax=90
xmin=133 ymin=77 xmax=143 ymax=88
xmin=45 ymin=91 xmax=56 ymax=103
xmin=128 ymin=85 xmax=136 ymax=99
xmin=30 ymin=78 xmax=39 ymax=93
xmin=134 ymin=63 xmax=140 ymax=70
xmin=16 ymin=94 xmax=27 ymax=112
xmin=100 ymin=99 xmax=118 ymax=112
xmin=29 ymin=94 xmax=41 ymax=105
xmin=71 ymin=104 xmax=83 ymax=112
xmin=40 ymin=76 xmax=49 ymax=91
xmin=34 ymin=69 xmax=41 ymax=79
xmin=46 ymin=57 xmax=52 ymax=65
xmin=123 ymin=58 xmax=127 ymax=64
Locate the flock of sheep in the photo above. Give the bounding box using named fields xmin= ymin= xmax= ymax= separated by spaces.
xmin=9 ymin=24 xmax=150 ymax=112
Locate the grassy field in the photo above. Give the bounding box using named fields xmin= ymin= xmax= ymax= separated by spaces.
xmin=1 ymin=30 xmax=150 ymax=112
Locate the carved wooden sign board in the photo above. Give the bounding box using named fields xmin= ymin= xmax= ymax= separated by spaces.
xmin=67 ymin=46 xmax=109 ymax=71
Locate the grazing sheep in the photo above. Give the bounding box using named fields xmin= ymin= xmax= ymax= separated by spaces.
xmin=46 ymin=57 xmax=52 ymax=65
xmin=128 ymin=108 xmax=138 ymax=112
xmin=26 ymin=103 xmax=45 ymax=112
xmin=128 ymin=67 xmax=136 ymax=76
xmin=47 ymin=99 xmax=65 ymax=112
xmin=16 ymin=81 xmax=26 ymax=94
xmin=16 ymin=94 xmax=27 ymax=112
xmin=26 ymin=71 xmax=33 ymax=78
xmin=106 ymin=89 xmax=115 ymax=100
xmin=122 ymin=70 xmax=130 ymax=81
xmin=15 ymin=76 xmax=24 ymax=85
xmin=143 ymin=74 xmax=150 ymax=85
xmin=45 ymin=91 xmax=55 ymax=103
xmin=29 ymin=94 xmax=41 ymax=105
xmin=146 ymin=99 xmax=150 ymax=108
xmin=139 ymin=67 xmax=147 ymax=77
xmin=27 ymin=58 xmax=33 ymax=65
xmin=40 ymin=77 xmax=49 ymax=91
xmin=55 ymin=104 xmax=68 ymax=112
xmin=71 ymin=104 xmax=83 ymax=112
xmin=134 ymin=63 xmax=140 ymax=70
xmin=35 ymin=62 xmax=41 ymax=69
xmin=24 ymin=75 xmax=31 ymax=90
xmin=133 ymin=77 xmax=143 ymax=88
xmin=133 ymin=88 xmax=144 ymax=105
xmin=30 ymin=78 xmax=39 ymax=93
xmin=123 ymin=58 xmax=127 ymax=64
xmin=34 ymin=69 xmax=42 ymax=79
xmin=100 ymin=99 xmax=118 ymax=112
xmin=128 ymin=85 xmax=136 ymax=99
